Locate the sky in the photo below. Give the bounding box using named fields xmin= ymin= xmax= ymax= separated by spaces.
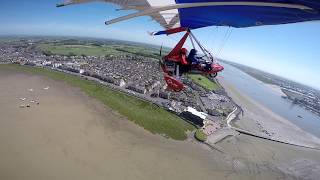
xmin=0 ymin=0 xmax=319 ymax=89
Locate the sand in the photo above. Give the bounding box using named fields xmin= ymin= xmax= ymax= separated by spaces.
xmin=264 ymin=83 xmax=287 ymax=97
xmin=218 ymin=134 xmax=320 ymax=180
xmin=218 ymin=77 xmax=320 ymax=148
xmin=216 ymin=77 xmax=320 ymax=179
xmin=0 ymin=69 xmax=243 ymax=180
xmin=1 ymin=68 xmax=320 ymax=180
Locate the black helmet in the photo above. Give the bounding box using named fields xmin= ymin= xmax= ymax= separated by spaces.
xmin=189 ymin=49 xmax=197 ymax=55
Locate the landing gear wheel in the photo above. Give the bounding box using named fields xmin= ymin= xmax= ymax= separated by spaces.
xmin=209 ymin=72 xmax=218 ymax=78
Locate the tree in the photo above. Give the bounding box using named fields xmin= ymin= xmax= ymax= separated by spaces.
xmin=194 ymin=129 xmax=207 ymax=142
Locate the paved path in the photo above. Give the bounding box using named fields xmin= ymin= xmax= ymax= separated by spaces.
xmin=207 ymin=128 xmax=238 ymax=144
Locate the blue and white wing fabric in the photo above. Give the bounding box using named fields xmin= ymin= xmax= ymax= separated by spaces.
xmin=176 ymin=0 xmax=320 ymax=28
xmin=57 ymin=0 xmax=181 ymax=30
xmin=57 ymin=0 xmax=320 ymax=35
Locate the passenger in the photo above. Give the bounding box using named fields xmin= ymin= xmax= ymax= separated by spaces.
xmin=180 ymin=48 xmax=189 ymax=65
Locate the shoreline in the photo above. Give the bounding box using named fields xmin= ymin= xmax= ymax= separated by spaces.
xmin=0 ymin=64 xmax=195 ymax=140
xmin=0 ymin=68 xmax=237 ymax=180
xmin=2 ymin=64 xmax=320 ymax=179
xmin=264 ymin=83 xmax=287 ymax=97
xmin=5 ymin=64 xmax=320 ymax=147
xmin=217 ymin=76 xmax=320 ymax=148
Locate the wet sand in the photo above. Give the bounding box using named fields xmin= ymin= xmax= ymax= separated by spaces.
xmin=218 ymin=77 xmax=320 ymax=148
xmin=216 ymin=77 xmax=320 ymax=179
xmin=0 ymin=69 xmax=245 ymax=180
xmin=264 ymin=83 xmax=287 ymax=97
xmin=0 ymin=69 xmax=236 ymax=180
xmin=218 ymin=134 xmax=320 ymax=180
xmin=1 ymin=68 xmax=320 ymax=180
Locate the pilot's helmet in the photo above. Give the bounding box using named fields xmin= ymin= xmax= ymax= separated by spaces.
xmin=189 ymin=49 xmax=197 ymax=55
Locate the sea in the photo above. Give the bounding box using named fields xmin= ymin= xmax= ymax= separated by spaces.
xmin=220 ymin=62 xmax=320 ymax=138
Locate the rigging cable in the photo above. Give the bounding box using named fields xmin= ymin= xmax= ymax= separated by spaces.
xmin=210 ymin=26 xmax=219 ymax=55
xmin=165 ymin=34 xmax=192 ymax=49
xmin=211 ymin=26 xmax=220 ymax=63
xmin=216 ymin=27 xmax=233 ymax=58
xmin=215 ymin=27 xmax=230 ymax=56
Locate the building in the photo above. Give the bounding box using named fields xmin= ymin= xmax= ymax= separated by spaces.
xmin=180 ymin=107 xmax=208 ymax=127
xmin=159 ymin=91 xmax=169 ymax=99
xmin=206 ymin=108 xmax=222 ymax=116
xmin=114 ymin=79 xmax=126 ymax=87
xmin=53 ymin=63 xmax=62 ymax=68
xmin=126 ymin=84 xmax=147 ymax=94
xmin=101 ymin=75 xmax=115 ymax=84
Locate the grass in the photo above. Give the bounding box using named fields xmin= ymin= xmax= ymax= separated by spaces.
xmin=0 ymin=64 xmax=195 ymax=140
xmin=38 ymin=43 xmax=162 ymax=59
xmin=39 ymin=44 xmax=120 ymax=56
xmin=187 ymin=74 xmax=219 ymax=91
xmin=0 ymin=37 xmax=18 ymax=43
xmin=194 ymin=129 xmax=207 ymax=142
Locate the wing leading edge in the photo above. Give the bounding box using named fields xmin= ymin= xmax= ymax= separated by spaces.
xmin=57 ymin=0 xmax=320 ymax=34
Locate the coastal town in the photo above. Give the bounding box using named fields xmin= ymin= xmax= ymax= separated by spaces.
xmin=3 ymin=37 xmax=320 ymax=148
xmin=0 ymin=37 xmax=237 ymax=144
xmin=223 ymin=60 xmax=320 ymax=117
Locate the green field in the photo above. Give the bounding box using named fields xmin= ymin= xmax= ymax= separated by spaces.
xmin=0 ymin=64 xmax=195 ymax=140
xmin=38 ymin=43 xmax=163 ymax=59
xmin=39 ymin=44 xmax=119 ymax=56
xmin=187 ymin=74 xmax=219 ymax=91
xmin=0 ymin=37 xmax=18 ymax=43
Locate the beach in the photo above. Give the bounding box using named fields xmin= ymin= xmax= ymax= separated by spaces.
xmin=1 ymin=67 xmax=320 ymax=180
xmin=215 ymin=76 xmax=320 ymax=179
xmin=0 ymin=69 xmax=236 ymax=180
xmin=265 ymin=84 xmax=287 ymax=96
xmin=217 ymin=133 xmax=320 ymax=180
xmin=218 ymin=76 xmax=320 ymax=148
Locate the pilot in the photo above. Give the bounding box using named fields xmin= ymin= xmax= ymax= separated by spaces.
xmin=187 ymin=49 xmax=201 ymax=65
xmin=187 ymin=49 xmax=212 ymax=71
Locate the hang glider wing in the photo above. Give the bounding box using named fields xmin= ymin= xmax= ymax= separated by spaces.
xmin=57 ymin=0 xmax=320 ymax=33
xmin=57 ymin=0 xmax=180 ymax=29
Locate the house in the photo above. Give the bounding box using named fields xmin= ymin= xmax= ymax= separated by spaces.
xmin=114 ymin=79 xmax=126 ymax=87
xmin=159 ymin=91 xmax=169 ymax=99
xmin=101 ymin=75 xmax=115 ymax=84
xmin=126 ymin=84 xmax=147 ymax=94
xmin=206 ymin=108 xmax=222 ymax=116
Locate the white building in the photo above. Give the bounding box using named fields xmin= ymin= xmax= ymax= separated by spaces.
xmin=185 ymin=107 xmax=208 ymax=120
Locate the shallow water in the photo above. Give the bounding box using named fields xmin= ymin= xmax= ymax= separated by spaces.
xmin=220 ymin=62 xmax=320 ymax=138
